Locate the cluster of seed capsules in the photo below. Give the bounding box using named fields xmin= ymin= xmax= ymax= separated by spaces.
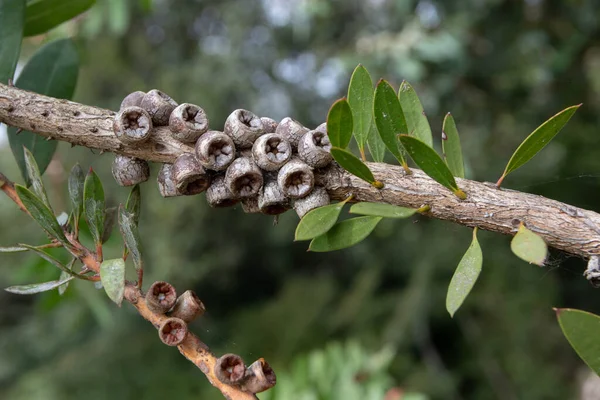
xmin=111 ymin=89 xmax=333 ymax=218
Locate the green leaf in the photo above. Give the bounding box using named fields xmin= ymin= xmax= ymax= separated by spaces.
xmin=398 ymin=81 xmax=433 ymax=147
xmin=24 ymin=0 xmax=96 ymax=37
xmin=347 ymin=65 xmax=374 ymax=155
xmin=327 ymin=98 xmax=353 ymax=149
xmin=102 ymin=206 xmax=118 ymax=244
xmin=19 ymin=244 xmax=91 ymax=280
xmin=8 ymin=39 xmax=79 ymax=183
xmin=556 ymin=308 xmax=600 ymax=376
xmin=295 ymin=198 xmax=350 ymax=241
xmin=367 ymin=120 xmax=386 ymax=162
xmin=446 ymin=228 xmax=483 ymax=317
xmin=23 ymin=147 xmax=51 ymax=208
xmin=5 ymin=276 xmax=74 ymax=295
xmin=330 ymin=147 xmax=380 ymax=186
xmin=498 ymin=104 xmax=580 ymax=186
xmin=125 ymin=184 xmax=141 ymax=226
xmin=15 ymin=185 xmax=71 ymax=247
xmin=510 ymin=223 xmax=547 ymax=266
xmin=0 ymin=246 xmax=28 ymax=253
xmin=398 ymin=135 xmax=466 ymax=199
xmin=68 ymin=163 xmax=85 ymax=226
xmin=58 ymin=258 xmax=76 ymax=295
xmin=373 ymin=80 xmax=407 ymax=165
xmin=83 ymin=168 xmax=105 ymax=247
xmin=0 ymin=0 xmax=25 ymax=84
xmin=119 ymin=205 xmax=143 ymax=277
xmin=349 ymin=202 xmax=417 ymax=219
xmin=100 ymin=258 xmax=126 ymax=306
xmin=441 ymin=113 xmax=465 ymax=178
xmin=309 ymin=216 xmax=382 ymax=252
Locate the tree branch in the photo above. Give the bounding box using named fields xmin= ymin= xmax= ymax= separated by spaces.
xmin=1 ymin=83 xmax=599 ymax=259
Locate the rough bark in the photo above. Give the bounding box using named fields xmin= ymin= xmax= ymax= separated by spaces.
xmin=1 ymin=83 xmax=599 ymax=259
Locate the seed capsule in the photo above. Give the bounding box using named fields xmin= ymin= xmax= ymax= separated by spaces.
xmin=113 ymin=106 xmax=153 ymax=144
xmin=252 ymin=133 xmax=292 ymax=171
xmin=276 ymin=117 xmax=309 ymax=149
xmin=140 ymin=89 xmax=178 ymax=126
xmin=293 ymin=186 xmax=330 ymax=218
xmin=169 ymin=103 xmax=209 ymax=143
xmin=172 ymin=153 xmax=210 ymax=195
xmin=195 ymin=130 xmax=236 ymax=171
xmin=297 ymin=129 xmax=333 ymax=168
xmin=111 ymin=155 xmax=150 ymax=186
xmin=225 ymin=157 xmax=264 ymax=198
xmin=277 ymin=157 xmax=314 ymax=199
xmin=224 ymin=109 xmax=265 ymax=148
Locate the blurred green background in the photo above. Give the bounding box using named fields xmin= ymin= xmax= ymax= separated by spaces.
xmin=2 ymin=0 xmax=600 ymax=399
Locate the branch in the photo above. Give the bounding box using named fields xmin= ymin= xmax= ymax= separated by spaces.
xmin=1 ymin=83 xmax=599 ymax=260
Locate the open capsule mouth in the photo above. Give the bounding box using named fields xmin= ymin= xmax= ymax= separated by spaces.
xmin=208 ymin=140 xmax=235 ymax=167
xmin=178 ymin=175 xmax=210 ymax=195
xmin=312 ymin=131 xmax=331 ymax=151
xmin=238 ymin=110 xmax=262 ymax=130
xmin=265 ymin=137 xmax=291 ymax=162
xmin=231 ymin=173 xmax=263 ymax=197
xmin=284 ymin=171 xmax=313 ymax=197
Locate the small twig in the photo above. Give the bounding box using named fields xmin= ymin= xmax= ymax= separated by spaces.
xmin=0 ymin=173 xmax=27 ymax=213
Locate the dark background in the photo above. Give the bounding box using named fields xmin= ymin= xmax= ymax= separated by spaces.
xmin=2 ymin=0 xmax=600 ymax=399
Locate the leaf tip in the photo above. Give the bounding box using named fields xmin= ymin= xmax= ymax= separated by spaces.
xmin=454 ymin=189 xmax=467 ymax=200
xmin=553 ymin=307 xmax=563 ymax=316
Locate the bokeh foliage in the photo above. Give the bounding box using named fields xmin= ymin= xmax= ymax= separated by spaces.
xmin=2 ymin=0 xmax=600 ymax=399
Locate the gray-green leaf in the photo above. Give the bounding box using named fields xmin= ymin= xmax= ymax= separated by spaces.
xmin=347 ymin=65 xmax=374 ymax=154
xmin=102 ymin=206 xmax=118 ymax=243
xmin=330 ymin=147 xmax=379 ymax=186
xmin=5 ymin=276 xmax=74 ymax=295
xmin=398 ymin=81 xmax=433 ymax=147
xmin=349 ymin=202 xmax=417 ymax=219
xmin=100 ymin=258 xmax=126 ymax=306
xmin=556 ymin=308 xmax=600 ymax=376
xmin=125 ymin=184 xmax=141 ymax=226
xmin=510 ymin=223 xmax=547 ymax=266
xmin=446 ymin=228 xmax=483 ymax=317
xmin=309 ymin=216 xmax=382 ymax=252
xmin=119 ymin=205 xmax=143 ymax=276
xmin=8 ymin=39 xmax=79 ymax=184
xmin=0 ymin=246 xmax=28 ymax=253
xmin=373 ymin=80 xmax=407 ymax=165
xmin=367 ymin=120 xmax=386 ymax=162
xmin=24 ymin=0 xmax=96 ymax=37
xmin=327 ymin=98 xmax=353 ymax=149
xmin=68 ymin=163 xmax=85 ymax=225
xmin=295 ymin=200 xmax=348 ymax=241
xmin=0 ymin=0 xmax=25 ymax=84
xmin=23 ymin=147 xmax=51 ymax=208
xmin=398 ymin=135 xmax=466 ymax=199
xmin=442 ymin=113 xmax=465 ymax=178
xmin=497 ymin=104 xmax=580 ymax=186
xmin=83 ymin=168 xmax=105 ymax=247
xmin=58 ymin=258 xmax=77 ymax=295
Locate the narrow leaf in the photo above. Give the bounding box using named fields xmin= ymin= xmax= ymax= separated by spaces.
xmin=58 ymin=258 xmax=77 ymax=295
xmin=24 ymin=0 xmax=96 ymax=37
xmin=398 ymin=81 xmax=433 ymax=147
xmin=15 ymin=185 xmax=70 ymax=247
xmin=309 ymin=216 xmax=382 ymax=252
xmin=19 ymin=244 xmax=91 ymax=280
xmin=367 ymin=120 xmax=386 ymax=162
xmin=442 ymin=113 xmax=465 ymax=178
xmin=295 ymin=198 xmax=351 ymax=241
xmin=100 ymin=258 xmax=126 ymax=306
xmin=498 ymin=105 xmax=581 ymax=185
xmin=556 ymin=308 xmax=600 ymax=376
xmin=125 ymin=184 xmax=141 ymax=226
xmin=398 ymin=135 xmax=466 ymax=199
xmin=5 ymin=276 xmax=74 ymax=295
xmin=8 ymin=39 xmax=79 ymax=183
xmin=510 ymin=223 xmax=547 ymax=266
xmin=102 ymin=207 xmax=118 ymax=243
xmin=331 ymin=147 xmax=379 ymax=186
xmin=68 ymin=163 xmax=85 ymax=226
xmin=83 ymin=168 xmax=105 ymax=247
xmin=0 ymin=0 xmax=25 ymax=84
xmin=327 ymin=98 xmax=353 ymax=149
xmin=347 ymin=65 xmax=374 ymax=154
xmin=349 ymin=202 xmax=417 ymax=219
xmin=0 ymin=246 xmax=28 ymax=253
xmin=23 ymin=147 xmax=51 ymax=208
xmin=373 ymin=80 xmax=407 ymax=164
xmin=446 ymin=228 xmax=483 ymax=317
xmin=119 ymin=206 xmax=143 ymax=276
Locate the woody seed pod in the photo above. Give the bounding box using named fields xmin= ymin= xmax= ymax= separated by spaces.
xmin=241 ymin=196 xmax=261 ymax=213
xmin=315 ymin=122 xmax=327 ymax=134
xmin=293 ymin=186 xmax=330 ymax=219
xmin=277 ymin=157 xmax=314 ymax=199
xmin=111 ymin=155 xmax=150 ymax=186
xmin=225 ymin=157 xmax=264 ymax=198
xmin=140 ymin=89 xmax=178 ymax=126
xmin=120 ymin=91 xmax=146 ymax=109
xmin=276 ymin=117 xmax=309 ymax=148
xmin=157 ymin=164 xmax=180 ymax=197
xmin=158 ymin=317 xmax=188 ymax=346
xmin=252 ymin=133 xmax=292 ymax=171
xmin=242 ymin=359 xmax=277 ymax=394
xmin=260 ymin=117 xmax=278 ymax=133
xmin=297 ymin=129 xmax=333 ymax=168
xmin=169 ymin=103 xmax=209 ymax=143
xmin=168 ymin=290 xmax=206 ymax=323
xmin=195 ymin=130 xmax=236 ymax=171
xmin=206 ymin=175 xmax=239 ymax=208
xmin=113 ymin=106 xmax=153 ymax=144
xmin=146 ymin=281 xmax=177 ymax=314
xmin=224 ymin=109 xmax=265 ymax=148
xmin=215 ymin=354 xmax=246 ymax=385
xmin=258 ymin=177 xmax=290 ymax=215
xmin=172 ymin=153 xmax=210 ymax=195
